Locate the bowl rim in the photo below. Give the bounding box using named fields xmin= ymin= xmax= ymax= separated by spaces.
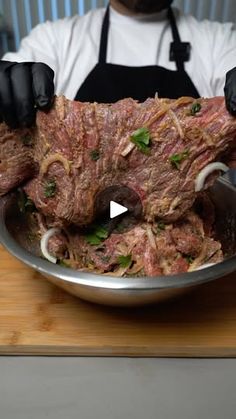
xmin=0 ymin=193 xmax=236 ymax=292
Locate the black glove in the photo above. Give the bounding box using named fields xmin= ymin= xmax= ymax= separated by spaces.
xmin=0 ymin=61 xmax=54 ymax=128
xmin=224 ymin=67 xmax=236 ymax=116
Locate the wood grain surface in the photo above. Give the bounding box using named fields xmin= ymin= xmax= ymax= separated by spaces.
xmin=1 ymin=244 xmax=236 ymax=357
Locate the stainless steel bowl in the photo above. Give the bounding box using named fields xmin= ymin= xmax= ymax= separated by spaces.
xmin=1 ymin=173 xmax=236 ymax=307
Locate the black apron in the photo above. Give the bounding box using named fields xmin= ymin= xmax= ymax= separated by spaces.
xmin=75 ymin=6 xmax=199 ymax=102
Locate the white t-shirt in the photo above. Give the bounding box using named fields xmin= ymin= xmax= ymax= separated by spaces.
xmin=3 ymin=6 xmax=236 ymax=100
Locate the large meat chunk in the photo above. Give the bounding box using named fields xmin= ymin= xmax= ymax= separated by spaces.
xmin=0 ymin=124 xmax=35 ymax=195
xmin=1 ymin=96 xmax=236 ymax=226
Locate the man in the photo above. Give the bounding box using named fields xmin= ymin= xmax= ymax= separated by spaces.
xmin=0 ymin=0 xmax=236 ymax=127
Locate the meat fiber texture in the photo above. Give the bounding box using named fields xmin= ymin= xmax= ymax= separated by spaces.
xmin=1 ymin=95 xmax=236 ymax=227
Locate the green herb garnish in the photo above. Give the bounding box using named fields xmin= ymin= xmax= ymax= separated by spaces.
xmin=118 ymin=255 xmax=132 ymax=268
xmin=155 ymin=222 xmax=166 ymax=234
xmin=169 ymin=150 xmax=189 ymax=170
xmin=190 ymin=102 xmax=201 ymax=116
xmin=85 ymin=225 xmax=109 ymax=246
xmin=130 ymin=127 xmax=151 ymax=155
xmin=90 ymin=149 xmax=100 ymax=161
xmin=185 ymin=255 xmax=194 ymax=264
xmin=95 ymin=226 xmax=109 ymax=239
xmin=44 ymin=179 xmax=57 ymax=198
xmin=85 ymin=235 xmax=102 ymax=246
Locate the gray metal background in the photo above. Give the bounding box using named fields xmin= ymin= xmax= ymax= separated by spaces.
xmin=0 ymin=0 xmax=236 ymax=55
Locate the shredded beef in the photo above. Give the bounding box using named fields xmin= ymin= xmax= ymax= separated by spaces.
xmin=38 ymin=209 xmax=223 ymax=277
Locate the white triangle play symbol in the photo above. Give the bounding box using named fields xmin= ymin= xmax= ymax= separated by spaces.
xmin=110 ymin=201 xmax=128 ymax=219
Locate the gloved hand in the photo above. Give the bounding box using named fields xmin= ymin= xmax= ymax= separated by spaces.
xmin=0 ymin=61 xmax=54 ymax=128
xmin=224 ymin=67 xmax=236 ymax=116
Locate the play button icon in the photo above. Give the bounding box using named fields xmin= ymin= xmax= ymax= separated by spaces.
xmin=94 ymin=185 xmax=143 ymax=233
xmin=110 ymin=201 xmax=128 ymax=219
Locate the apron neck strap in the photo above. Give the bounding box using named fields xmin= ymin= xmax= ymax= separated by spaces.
xmin=168 ymin=7 xmax=181 ymax=44
xmin=98 ymin=6 xmax=188 ymax=71
xmin=99 ymin=6 xmax=110 ymax=64
xmin=168 ymin=7 xmax=190 ymax=72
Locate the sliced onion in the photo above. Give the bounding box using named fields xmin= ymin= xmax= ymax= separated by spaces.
xmin=40 ymin=228 xmax=61 ymax=264
xmin=195 ymin=162 xmax=228 ymax=192
xmin=40 ymin=153 xmax=71 ymax=176
xmin=195 ymin=262 xmax=216 ymax=271
xmin=121 ymin=142 xmax=135 ymax=157
xmin=168 ymin=109 xmax=184 ymax=139
xmin=146 ymin=225 xmax=157 ymax=250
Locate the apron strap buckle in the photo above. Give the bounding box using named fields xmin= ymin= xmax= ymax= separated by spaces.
xmin=169 ymin=42 xmax=191 ymax=63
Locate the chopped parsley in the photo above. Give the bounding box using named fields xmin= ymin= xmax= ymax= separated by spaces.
xmin=130 ymin=127 xmax=151 ymax=155
xmin=185 ymin=255 xmax=194 ymax=264
xmin=169 ymin=150 xmax=189 ymax=170
xmin=44 ymin=179 xmax=57 ymax=198
xmin=155 ymin=222 xmax=166 ymax=234
xmin=190 ymin=102 xmax=201 ymax=116
xmin=85 ymin=225 xmax=109 ymax=246
xmin=90 ymin=149 xmax=100 ymax=161
xmin=117 ymin=255 xmax=132 ymax=268
xmin=85 ymin=236 xmax=103 ymax=246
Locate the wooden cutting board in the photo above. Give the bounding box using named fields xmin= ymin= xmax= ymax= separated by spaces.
xmin=1 ymin=244 xmax=236 ymax=357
